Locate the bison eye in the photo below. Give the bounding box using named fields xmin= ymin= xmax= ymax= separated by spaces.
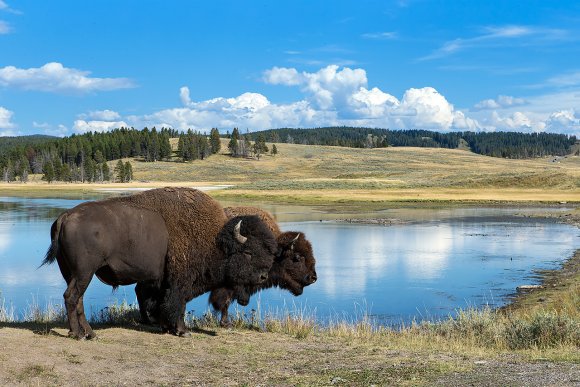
xmin=292 ymin=254 xmax=302 ymax=263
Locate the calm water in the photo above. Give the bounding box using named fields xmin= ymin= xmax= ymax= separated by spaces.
xmin=0 ymin=196 xmax=577 ymax=325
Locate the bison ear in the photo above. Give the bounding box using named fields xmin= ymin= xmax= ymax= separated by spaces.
xmin=234 ymin=220 xmax=248 ymax=244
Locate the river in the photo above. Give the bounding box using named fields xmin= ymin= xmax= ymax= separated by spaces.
xmin=0 ymin=196 xmax=577 ymax=325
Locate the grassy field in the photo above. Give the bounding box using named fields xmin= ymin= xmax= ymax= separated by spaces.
xmin=1 ymin=141 xmax=579 ymax=204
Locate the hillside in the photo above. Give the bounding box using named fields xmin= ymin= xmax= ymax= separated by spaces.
xmin=2 ymin=140 xmax=579 ymax=204
xmin=129 ymin=140 xmax=580 ymax=204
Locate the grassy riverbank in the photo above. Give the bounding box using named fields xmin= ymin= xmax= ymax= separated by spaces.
xmin=0 ymin=246 xmax=578 ymax=385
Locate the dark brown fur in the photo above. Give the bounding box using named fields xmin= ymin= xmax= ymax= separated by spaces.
xmin=43 ymin=188 xmax=278 ymax=338
xmin=209 ymin=206 xmax=317 ymax=326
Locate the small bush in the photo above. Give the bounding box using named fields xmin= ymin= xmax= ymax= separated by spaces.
xmin=504 ymin=312 xmax=580 ymax=350
xmin=91 ymin=300 xmax=140 ymax=325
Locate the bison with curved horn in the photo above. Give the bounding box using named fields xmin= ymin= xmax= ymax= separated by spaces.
xmin=41 ymin=188 xmax=278 ymax=339
xmin=138 ymin=206 xmax=318 ymax=327
xmin=209 ymin=206 xmax=317 ymax=326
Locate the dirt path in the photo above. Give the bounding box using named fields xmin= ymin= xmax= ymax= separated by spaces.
xmin=0 ymin=325 xmax=578 ymax=386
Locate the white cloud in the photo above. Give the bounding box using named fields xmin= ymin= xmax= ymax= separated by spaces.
xmin=263 ymin=67 xmax=302 ymax=86
xmin=474 ymin=95 xmax=527 ymax=110
xmin=262 ymin=65 xmax=478 ymax=130
xmin=545 ymin=109 xmax=580 ymax=136
xmin=127 ymin=66 xmax=480 ymax=132
xmin=487 ymin=111 xmax=545 ymax=132
xmin=0 ymin=62 xmax=135 ymax=93
xmin=421 ymin=25 xmax=568 ymax=61
xmin=73 ymin=119 xmax=128 ymax=133
xmin=0 ymin=20 xmax=10 ymax=34
xmin=81 ymin=64 xmax=578 ymax=136
xmin=33 ymin=121 xmax=69 ymax=137
xmin=0 ymin=106 xmax=15 ymax=132
xmin=79 ymin=109 xmax=121 ymax=121
xmin=545 ymin=71 xmax=580 ymax=88
xmin=361 ymin=32 xmax=397 ymax=40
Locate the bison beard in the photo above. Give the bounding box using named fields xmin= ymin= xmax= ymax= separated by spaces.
xmin=43 ymin=188 xmax=278 ymax=338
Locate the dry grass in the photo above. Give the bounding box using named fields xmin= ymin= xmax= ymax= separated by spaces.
xmin=1 ymin=141 xmax=579 ymax=204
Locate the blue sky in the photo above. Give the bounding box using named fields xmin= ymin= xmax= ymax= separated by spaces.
xmin=1 ymin=0 xmax=580 ymax=137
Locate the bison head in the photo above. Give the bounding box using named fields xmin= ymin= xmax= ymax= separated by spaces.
xmin=269 ymin=231 xmax=317 ymax=296
xmin=217 ymin=215 xmax=278 ymax=288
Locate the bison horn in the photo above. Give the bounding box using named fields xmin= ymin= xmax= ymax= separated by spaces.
xmin=290 ymin=233 xmax=300 ymax=250
xmin=234 ymin=220 xmax=248 ymax=244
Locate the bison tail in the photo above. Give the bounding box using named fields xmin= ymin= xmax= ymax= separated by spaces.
xmin=40 ymin=244 xmax=56 ymax=267
xmin=39 ymin=215 xmax=64 ymax=267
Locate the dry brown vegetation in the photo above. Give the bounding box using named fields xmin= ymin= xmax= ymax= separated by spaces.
xmin=1 ymin=141 xmax=579 ymax=204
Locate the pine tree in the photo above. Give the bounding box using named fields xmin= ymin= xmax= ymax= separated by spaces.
xmin=228 ymin=127 xmax=240 ymax=156
xmin=252 ymin=134 xmax=269 ymax=160
xmin=102 ymin=162 xmax=110 ymax=181
xmin=124 ymin=161 xmax=133 ymax=182
xmin=114 ymin=160 xmax=125 ymax=182
xmin=42 ymin=162 xmax=55 ymax=183
xmin=210 ymin=128 xmax=221 ymax=154
xmin=271 ymin=144 xmax=278 ymax=156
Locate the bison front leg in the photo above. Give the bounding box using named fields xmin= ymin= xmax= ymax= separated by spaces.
xmin=135 ymin=282 xmax=160 ymax=325
xmin=158 ymin=287 xmax=190 ymax=337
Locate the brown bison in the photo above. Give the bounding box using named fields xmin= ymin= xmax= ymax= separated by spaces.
xmin=137 ymin=206 xmax=318 ymax=328
xmin=41 ymin=188 xmax=278 ymax=339
xmin=209 ymin=206 xmax=317 ymax=326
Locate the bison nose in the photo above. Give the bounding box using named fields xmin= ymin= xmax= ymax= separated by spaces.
xmin=259 ymin=272 xmax=268 ymax=283
xmin=307 ymin=272 xmax=317 ymax=284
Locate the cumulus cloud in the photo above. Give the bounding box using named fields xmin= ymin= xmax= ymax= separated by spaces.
xmin=261 ymin=65 xmax=479 ymax=130
xmin=73 ymin=119 xmax=128 ymax=133
xmin=88 ymin=64 xmax=578 ymax=136
xmin=0 ymin=62 xmax=135 ymax=93
xmin=544 ymin=109 xmax=580 ymax=135
xmin=474 ymin=95 xmax=527 ymax=110
xmin=0 ymin=106 xmax=15 ymax=131
xmin=263 ymin=67 xmax=302 ymax=86
xmin=486 ymin=111 xmax=546 ymax=132
xmin=78 ymin=109 xmax=121 ymax=121
xmin=122 ymin=65 xmax=484 ymax=132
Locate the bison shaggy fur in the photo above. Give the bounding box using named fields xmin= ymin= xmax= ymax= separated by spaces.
xmin=43 ymin=188 xmax=278 ymax=338
xmin=209 ymin=206 xmax=317 ymax=326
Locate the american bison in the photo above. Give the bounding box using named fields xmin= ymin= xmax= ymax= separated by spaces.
xmin=41 ymin=188 xmax=278 ymax=339
xmin=209 ymin=206 xmax=317 ymax=326
xmin=137 ymin=206 xmax=318 ymax=328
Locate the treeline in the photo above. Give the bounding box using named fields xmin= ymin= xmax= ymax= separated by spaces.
xmin=0 ymin=127 xmax=177 ymax=183
xmin=249 ymin=127 xmax=577 ymax=158
xmin=461 ymin=132 xmax=577 ymax=158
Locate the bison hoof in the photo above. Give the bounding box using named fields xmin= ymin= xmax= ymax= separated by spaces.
xmin=178 ymin=331 xmax=192 ymax=338
xmin=219 ymin=320 xmax=232 ymax=329
xmin=85 ymin=332 xmax=97 ymax=340
xmin=68 ymin=331 xmax=84 ymax=340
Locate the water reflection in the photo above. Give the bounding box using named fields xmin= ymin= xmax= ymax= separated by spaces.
xmin=0 ymin=197 xmax=577 ymax=325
